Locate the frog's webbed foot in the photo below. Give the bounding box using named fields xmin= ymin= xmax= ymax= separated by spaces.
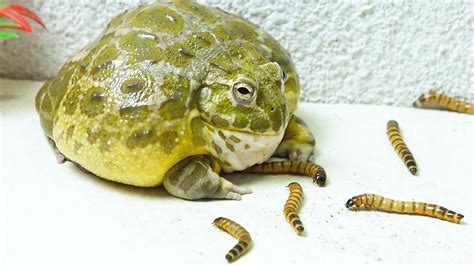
xmin=273 ymin=115 xmax=315 ymax=162
xmin=163 ymin=155 xmax=252 ymax=200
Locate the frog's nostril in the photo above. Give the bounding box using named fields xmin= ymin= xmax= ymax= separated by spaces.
xmin=270 ymin=107 xmax=275 ymax=112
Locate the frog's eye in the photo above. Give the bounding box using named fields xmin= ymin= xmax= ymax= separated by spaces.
xmin=232 ymin=82 xmax=256 ymax=105
xmin=281 ymin=69 xmax=288 ymax=82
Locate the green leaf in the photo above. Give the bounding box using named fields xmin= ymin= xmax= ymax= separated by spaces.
xmin=0 ymin=31 xmax=19 ymax=38
xmin=0 ymin=21 xmax=19 ymax=28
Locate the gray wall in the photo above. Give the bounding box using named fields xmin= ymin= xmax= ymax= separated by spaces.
xmin=0 ymin=0 xmax=472 ymax=106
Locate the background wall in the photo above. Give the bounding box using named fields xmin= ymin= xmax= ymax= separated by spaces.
xmin=0 ymin=0 xmax=472 ymax=106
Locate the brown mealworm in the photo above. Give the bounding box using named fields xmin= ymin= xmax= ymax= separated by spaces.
xmin=345 ymin=193 xmax=464 ymax=224
xmin=387 ymin=120 xmax=417 ymax=175
xmin=213 ymin=217 xmax=252 ymax=262
xmin=413 ymin=90 xmax=473 ymax=115
xmin=283 ymin=182 xmax=304 ymax=235
xmin=242 ymin=160 xmax=327 ymax=186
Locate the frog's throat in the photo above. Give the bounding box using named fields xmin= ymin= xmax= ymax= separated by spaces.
xmin=204 ymin=123 xmax=286 ymax=173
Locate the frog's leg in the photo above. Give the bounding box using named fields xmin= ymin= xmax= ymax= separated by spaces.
xmin=273 ymin=115 xmax=315 ymax=161
xmin=163 ymin=155 xmax=252 ymax=200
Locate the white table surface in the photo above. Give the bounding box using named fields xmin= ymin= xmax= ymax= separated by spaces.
xmin=0 ymin=78 xmax=472 ymax=264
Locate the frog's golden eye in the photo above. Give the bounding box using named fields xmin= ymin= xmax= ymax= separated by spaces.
xmin=232 ymin=82 xmax=256 ymax=105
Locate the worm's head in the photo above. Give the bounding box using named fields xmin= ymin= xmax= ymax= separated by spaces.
xmin=313 ymin=167 xmax=327 ymax=187
xmin=315 ymin=173 xmax=326 ymax=187
xmin=345 ymin=196 xmax=362 ymax=209
xmin=345 ymin=198 xmax=355 ymax=208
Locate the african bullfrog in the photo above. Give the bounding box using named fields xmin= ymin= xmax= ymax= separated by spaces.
xmin=35 ymin=0 xmax=316 ymax=200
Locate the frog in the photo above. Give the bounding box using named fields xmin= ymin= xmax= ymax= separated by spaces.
xmin=35 ymin=0 xmax=316 ymax=200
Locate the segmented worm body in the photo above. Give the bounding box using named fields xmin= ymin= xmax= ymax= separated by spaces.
xmin=213 ymin=217 xmax=252 ymax=262
xmin=387 ymin=120 xmax=417 ymax=175
xmin=284 ymin=182 xmax=305 ymax=235
xmin=345 ymin=193 xmax=464 ymax=223
xmin=413 ymin=90 xmax=474 ymax=115
xmin=242 ymin=160 xmax=327 ymax=186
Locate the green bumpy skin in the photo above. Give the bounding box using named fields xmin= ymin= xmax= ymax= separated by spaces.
xmin=35 ymin=0 xmax=312 ymax=188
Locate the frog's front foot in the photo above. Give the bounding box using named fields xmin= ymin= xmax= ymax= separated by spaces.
xmin=163 ymin=155 xmax=252 ymax=200
xmin=274 ymin=140 xmax=314 ymax=161
xmin=273 ymin=115 xmax=316 ymax=162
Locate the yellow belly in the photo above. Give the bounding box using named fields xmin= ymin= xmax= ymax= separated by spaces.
xmin=53 ymin=111 xmax=207 ymax=187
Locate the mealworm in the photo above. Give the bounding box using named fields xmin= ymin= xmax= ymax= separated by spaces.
xmin=345 ymin=193 xmax=464 ymax=224
xmin=213 ymin=217 xmax=252 ymax=262
xmin=284 ymin=182 xmax=305 ymax=236
xmin=413 ymin=90 xmax=474 ymax=115
xmin=387 ymin=120 xmax=417 ymax=175
xmin=242 ymin=160 xmax=327 ymax=186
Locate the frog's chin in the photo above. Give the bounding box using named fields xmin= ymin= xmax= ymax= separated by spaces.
xmin=203 ymin=122 xmax=286 ymax=172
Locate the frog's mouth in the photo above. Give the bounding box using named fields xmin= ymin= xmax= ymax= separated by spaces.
xmin=202 ymin=120 xmax=286 ymax=137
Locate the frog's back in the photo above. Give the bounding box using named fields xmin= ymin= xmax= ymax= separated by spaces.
xmin=35 ymin=0 xmax=298 ymax=187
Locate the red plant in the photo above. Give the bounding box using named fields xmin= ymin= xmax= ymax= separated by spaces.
xmin=0 ymin=3 xmax=46 ymax=38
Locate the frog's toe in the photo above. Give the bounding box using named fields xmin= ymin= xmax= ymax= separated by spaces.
xmin=288 ymin=149 xmax=312 ymax=161
xmin=229 ymin=183 xmax=252 ymax=195
xmin=276 ymin=142 xmax=314 ymax=162
xmin=225 ymin=192 xmax=242 ymax=201
xmin=218 ymin=178 xmax=252 ymax=200
xmin=46 ymin=136 xmax=67 ymax=164
xmin=289 ymin=150 xmax=298 ymax=161
xmin=55 ymin=152 xmax=66 ymax=164
xmin=297 ymin=149 xmax=313 ymax=161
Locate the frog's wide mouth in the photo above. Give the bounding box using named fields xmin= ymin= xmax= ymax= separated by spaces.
xmin=201 ymin=120 xmax=285 ymax=137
